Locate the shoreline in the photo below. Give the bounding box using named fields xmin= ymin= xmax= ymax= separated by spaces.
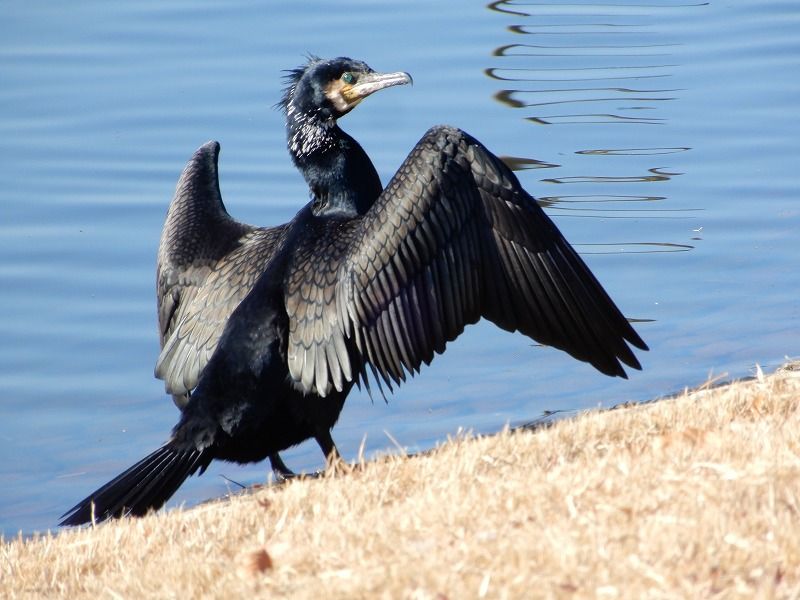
xmin=4 ymin=362 xmax=799 ymax=598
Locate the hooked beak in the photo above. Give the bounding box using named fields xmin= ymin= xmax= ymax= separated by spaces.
xmin=343 ymin=71 xmax=413 ymax=104
xmin=339 ymin=71 xmax=413 ymax=111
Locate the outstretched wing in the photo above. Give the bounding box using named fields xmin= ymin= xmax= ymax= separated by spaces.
xmin=286 ymin=125 xmax=647 ymax=397
xmin=157 ymin=141 xmax=251 ymax=347
xmin=156 ymin=141 xmax=286 ymax=400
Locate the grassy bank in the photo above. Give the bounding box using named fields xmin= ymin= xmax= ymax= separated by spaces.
xmin=3 ymin=363 xmax=800 ymax=598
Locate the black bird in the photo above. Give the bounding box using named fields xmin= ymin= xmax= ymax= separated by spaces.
xmin=60 ymin=56 xmax=647 ymax=526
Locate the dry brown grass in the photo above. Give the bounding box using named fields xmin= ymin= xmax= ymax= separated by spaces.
xmin=4 ymin=363 xmax=800 ymax=599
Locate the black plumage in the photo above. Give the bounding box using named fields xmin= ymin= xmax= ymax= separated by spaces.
xmin=60 ymin=56 xmax=647 ymax=526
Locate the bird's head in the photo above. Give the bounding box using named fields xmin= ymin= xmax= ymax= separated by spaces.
xmin=279 ymin=56 xmax=412 ymax=122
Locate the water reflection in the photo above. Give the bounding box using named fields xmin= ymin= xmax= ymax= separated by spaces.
xmin=550 ymin=206 xmax=701 ymax=219
xmin=493 ymin=43 xmax=677 ymax=57
xmin=483 ymin=0 xmax=703 ymax=265
xmin=484 ymin=0 xmax=695 ymax=129
xmin=506 ymin=25 xmax=656 ymax=35
xmin=503 ymin=92 xmax=676 ymax=108
xmin=487 ymin=1 xmax=709 ymax=17
xmin=542 ymin=167 xmax=682 ymax=184
xmin=527 ymin=113 xmax=667 ymax=125
xmin=576 ymin=147 xmax=689 ymax=156
xmin=538 ymin=194 xmax=662 ymax=210
xmin=486 ymin=67 xmax=675 ymax=82
xmin=499 ymin=155 xmax=560 ymax=170
xmin=575 ymin=242 xmax=694 ymax=254
xmin=494 ymin=88 xmax=681 ymax=109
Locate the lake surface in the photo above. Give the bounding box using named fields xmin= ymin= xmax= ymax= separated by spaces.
xmin=1 ymin=1 xmax=797 ymax=536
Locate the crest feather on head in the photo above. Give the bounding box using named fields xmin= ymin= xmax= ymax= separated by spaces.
xmin=277 ymin=54 xmax=322 ymax=112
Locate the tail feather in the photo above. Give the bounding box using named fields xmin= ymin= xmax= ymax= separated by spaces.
xmin=134 ymin=450 xmax=205 ymax=516
xmin=113 ymin=449 xmax=184 ymax=516
xmin=59 ymin=444 xmax=207 ymax=526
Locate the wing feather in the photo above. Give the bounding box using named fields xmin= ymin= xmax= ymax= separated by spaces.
xmin=155 ymin=142 xmax=288 ymax=398
xmin=285 ymin=125 xmax=646 ymax=395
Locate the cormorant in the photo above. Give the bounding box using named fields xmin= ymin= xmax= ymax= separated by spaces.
xmin=60 ymin=56 xmax=647 ymax=526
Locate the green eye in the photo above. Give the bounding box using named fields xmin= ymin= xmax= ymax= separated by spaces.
xmin=341 ymin=72 xmax=355 ymax=84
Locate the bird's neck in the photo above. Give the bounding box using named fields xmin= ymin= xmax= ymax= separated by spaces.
xmin=286 ymin=111 xmax=382 ymax=217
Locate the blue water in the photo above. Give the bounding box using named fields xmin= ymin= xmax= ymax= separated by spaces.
xmin=1 ymin=1 xmax=798 ymax=536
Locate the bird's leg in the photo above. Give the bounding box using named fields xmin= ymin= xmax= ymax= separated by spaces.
xmin=315 ymin=429 xmax=347 ymax=475
xmin=268 ymin=453 xmax=296 ymax=479
xmin=270 ymin=431 xmax=344 ymax=482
